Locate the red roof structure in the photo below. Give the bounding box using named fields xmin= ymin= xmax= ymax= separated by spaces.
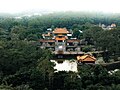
xmin=77 ymin=54 xmax=96 ymax=63
xmin=53 ymin=28 xmax=69 ymax=34
xmin=39 ymin=39 xmax=55 ymax=42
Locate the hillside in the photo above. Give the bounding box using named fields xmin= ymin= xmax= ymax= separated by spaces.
xmin=0 ymin=12 xmax=120 ymax=90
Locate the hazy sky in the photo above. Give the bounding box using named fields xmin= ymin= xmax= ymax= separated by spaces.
xmin=0 ymin=0 xmax=119 ymax=13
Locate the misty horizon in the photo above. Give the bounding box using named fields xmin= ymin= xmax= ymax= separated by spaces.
xmin=0 ymin=0 xmax=120 ymax=14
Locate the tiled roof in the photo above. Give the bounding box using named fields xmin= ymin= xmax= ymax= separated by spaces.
xmin=53 ymin=28 xmax=69 ymax=34
xmin=77 ymin=54 xmax=96 ymax=61
xmin=55 ymin=37 xmax=66 ymax=40
xmin=39 ymin=39 xmax=55 ymax=42
xmin=42 ymin=32 xmax=51 ymax=36
xmin=67 ymin=39 xmax=80 ymax=43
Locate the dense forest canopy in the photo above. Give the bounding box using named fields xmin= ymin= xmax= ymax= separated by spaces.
xmin=1 ymin=12 xmax=120 ymax=29
xmin=0 ymin=12 xmax=120 ymax=89
xmin=0 ymin=12 xmax=120 ymax=40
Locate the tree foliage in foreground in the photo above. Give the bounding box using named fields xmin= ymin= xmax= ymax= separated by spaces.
xmin=0 ymin=12 xmax=120 ymax=89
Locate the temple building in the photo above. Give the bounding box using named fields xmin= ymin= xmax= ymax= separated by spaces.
xmin=39 ymin=28 xmax=82 ymax=55
xmin=39 ymin=28 xmax=97 ymax=64
xmin=77 ymin=54 xmax=96 ymax=63
xmin=99 ymin=23 xmax=116 ymax=30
